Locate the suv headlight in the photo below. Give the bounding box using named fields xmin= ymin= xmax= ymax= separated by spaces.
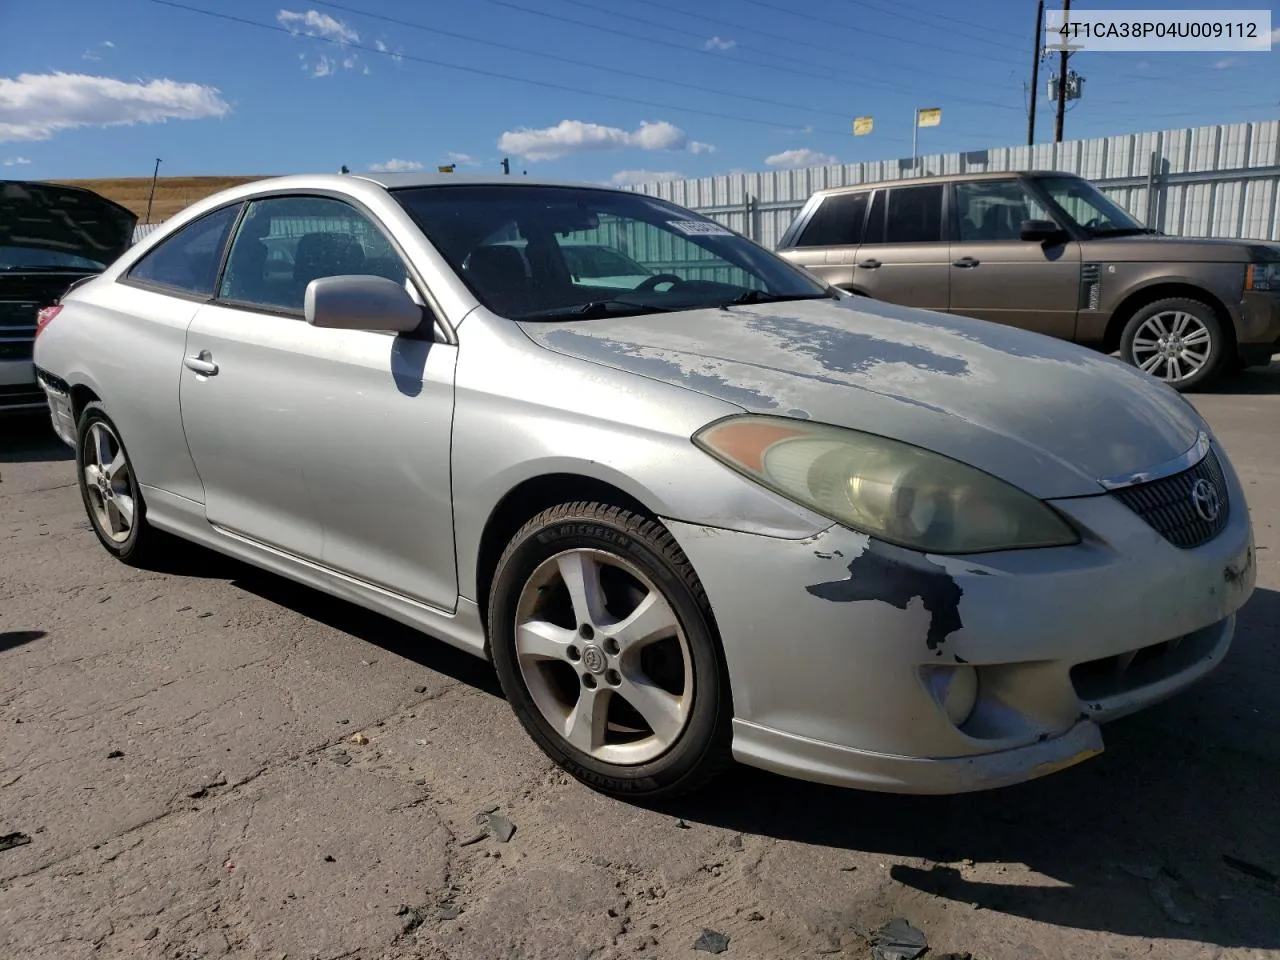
xmin=693 ymin=416 xmax=1080 ymax=554
xmin=1246 ymin=261 xmax=1280 ymax=292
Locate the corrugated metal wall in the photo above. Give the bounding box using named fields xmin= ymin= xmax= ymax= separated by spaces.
xmin=628 ymin=120 xmax=1280 ymax=249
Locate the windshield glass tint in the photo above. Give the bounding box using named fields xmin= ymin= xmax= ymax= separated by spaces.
xmin=392 ymin=184 xmax=828 ymax=320
xmin=1036 ymin=176 xmax=1142 ymax=235
xmin=0 ymin=245 xmax=105 ymax=270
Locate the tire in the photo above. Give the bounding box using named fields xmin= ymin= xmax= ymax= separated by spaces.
xmin=75 ymin=402 xmax=161 ymax=565
xmin=488 ymin=502 xmax=733 ymax=800
xmin=1119 ymin=297 xmax=1227 ymax=392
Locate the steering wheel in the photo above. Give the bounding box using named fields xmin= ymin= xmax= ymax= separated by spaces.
xmin=635 ymin=273 xmax=684 ymax=293
xmin=1081 ymin=216 xmax=1106 ymax=231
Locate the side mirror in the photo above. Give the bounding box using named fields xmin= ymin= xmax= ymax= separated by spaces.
xmin=304 ymin=275 xmax=424 ymax=333
xmin=1020 ymin=219 xmax=1068 ymax=244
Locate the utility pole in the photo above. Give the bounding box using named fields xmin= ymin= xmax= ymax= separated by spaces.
xmin=1028 ymin=0 xmax=1044 ymax=146
xmin=1054 ymin=0 xmax=1071 ymax=143
xmin=144 ymin=158 xmax=161 ymax=225
xmin=500 ymin=157 xmax=510 ymax=175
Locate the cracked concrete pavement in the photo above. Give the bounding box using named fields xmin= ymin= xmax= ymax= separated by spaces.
xmin=2 ymin=365 xmax=1279 ymax=960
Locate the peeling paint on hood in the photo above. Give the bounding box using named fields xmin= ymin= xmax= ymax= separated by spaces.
xmin=520 ymin=295 xmax=1204 ymax=500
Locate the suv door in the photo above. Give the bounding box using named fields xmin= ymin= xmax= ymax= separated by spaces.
xmin=852 ymin=183 xmax=949 ymax=311
xmin=947 ymin=178 xmax=1081 ymax=339
xmin=179 ymin=194 xmax=459 ymax=610
xmin=779 ymin=191 xmax=870 ymax=287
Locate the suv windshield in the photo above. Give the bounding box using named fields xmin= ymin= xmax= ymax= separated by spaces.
xmin=392 ymin=184 xmax=831 ymax=320
xmin=1034 ymin=175 xmax=1148 ymax=237
xmin=0 ymin=245 xmax=106 ymax=271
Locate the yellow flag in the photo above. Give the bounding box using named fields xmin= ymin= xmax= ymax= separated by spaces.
xmin=917 ymin=107 xmax=941 ymax=128
xmin=853 ymin=116 xmax=873 ymax=136
xmin=438 ymin=164 xmax=456 ymax=173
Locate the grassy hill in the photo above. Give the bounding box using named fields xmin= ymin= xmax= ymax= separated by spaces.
xmin=51 ymin=176 xmax=271 ymax=224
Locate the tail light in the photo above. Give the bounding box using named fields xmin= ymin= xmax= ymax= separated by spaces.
xmin=35 ymin=305 xmax=63 ymax=338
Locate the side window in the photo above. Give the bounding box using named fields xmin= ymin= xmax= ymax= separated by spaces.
xmin=955 ymin=180 xmax=1051 ymax=242
xmin=126 ymin=204 xmax=240 ymax=297
xmin=884 ymin=185 xmax=944 ymax=244
xmin=796 ymin=192 xmax=869 ymax=247
xmin=218 ymin=195 xmax=410 ymax=314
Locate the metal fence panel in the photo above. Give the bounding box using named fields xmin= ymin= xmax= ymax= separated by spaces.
xmin=627 ymin=119 xmax=1280 ymax=249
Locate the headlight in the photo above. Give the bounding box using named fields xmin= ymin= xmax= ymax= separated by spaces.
xmin=1246 ymin=261 xmax=1280 ymax=292
xmin=693 ymin=415 xmax=1079 ymax=554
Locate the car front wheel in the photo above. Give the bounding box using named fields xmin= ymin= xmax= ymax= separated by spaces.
xmin=1120 ymin=297 xmax=1227 ymax=392
xmin=488 ymin=502 xmax=732 ymax=800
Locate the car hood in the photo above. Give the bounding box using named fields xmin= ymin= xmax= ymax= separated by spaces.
xmin=0 ymin=180 xmax=138 ymax=266
xmin=519 ymin=296 xmax=1204 ymax=500
xmin=1081 ymin=234 xmax=1280 ymax=263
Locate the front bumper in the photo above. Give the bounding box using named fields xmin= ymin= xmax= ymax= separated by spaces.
xmin=1238 ymin=290 xmax=1280 ymax=359
xmin=665 ymin=446 xmax=1255 ymax=794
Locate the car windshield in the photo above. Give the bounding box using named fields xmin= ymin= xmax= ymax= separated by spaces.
xmin=391 ymin=184 xmax=831 ymax=320
xmin=1034 ymin=175 xmax=1148 ymax=237
xmin=0 ymin=245 xmax=105 ymax=271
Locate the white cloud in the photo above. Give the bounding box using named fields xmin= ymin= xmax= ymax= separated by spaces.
xmin=102 ymin=40 xmax=115 ymax=48
xmin=81 ymin=51 xmax=101 ymax=62
xmin=3 ymin=156 xmax=32 ymax=165
xmin=342 ymin=56 xmax=356 ymax=69
xmin=447 ymin=151 xmax=480 ymax=165
xmin=1213 ymin=57 xmax=1237 ymax=69
xmin=276 ymin=9 xmax=358 ymax=43
xmin=765 ymin=148 xmax=837 ymax=168
xmin=375 ymin=40 xmax=388 ymax=52
xmin=610 ymin=169 xmax=684 ymax=186
xmin=0 ymin=72 xmax=230 ymax=143
xmin=498 ymin=119 xmax=716 ymax=161
xmin=704 ymin=36 xmax=736 ymax=51
xmin=368 ymin=158 xmax=423 ymax=172
xmin=310 ymin=56 xmax=334 ymax=78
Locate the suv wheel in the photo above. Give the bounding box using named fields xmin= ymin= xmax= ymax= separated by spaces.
xmin=1120 ymin=298 xmax=1227 ymax=392
xmin=488 ymin=502 xmax=733 ymax=800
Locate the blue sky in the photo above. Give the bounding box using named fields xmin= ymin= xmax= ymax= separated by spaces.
xmin=2 ymin=0 xmax=1277 ymax=184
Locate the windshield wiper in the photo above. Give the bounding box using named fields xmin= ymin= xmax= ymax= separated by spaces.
xmin=517 ymin=299 xmax=681 ymax=322
xmin=720 ymin=289 xmax=837 ymax=308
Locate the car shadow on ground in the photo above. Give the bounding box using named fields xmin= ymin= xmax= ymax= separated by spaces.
xmin=146 ymin=537 xmax=504 ymax=698
xmin=1205 ymin=362 xmax=1280 ymax=396
xmin=1 ymin=414 xmax=70 ymax=464
xmin=658 ymin=585 xmax=1280 ymax=951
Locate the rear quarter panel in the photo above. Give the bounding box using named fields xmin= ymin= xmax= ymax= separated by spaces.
xmin=35 ymin=278 xmax=205 ymax=502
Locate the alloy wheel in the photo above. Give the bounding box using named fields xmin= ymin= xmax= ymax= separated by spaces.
xmin=513 ymin=548 xmax=693 ymax=765
xmin=1130 ymin=310 xmax=1213 ymax=383
xmin=82 ymin=421 xmax=135 ymax=544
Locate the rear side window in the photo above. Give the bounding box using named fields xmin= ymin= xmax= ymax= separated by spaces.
xmin=126 ymin=204 xmax=240 ymax=297
xmin=884 ymin=185 xmax=944 ymax=243
xmin=796 ymin=192 xmax=869 ymax=247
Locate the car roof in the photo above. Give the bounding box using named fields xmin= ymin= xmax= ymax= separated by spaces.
xmin=809 ymin=169 xmax=1078 ymax=197
xmin=352 ymin=171 xmax=626 ymax=191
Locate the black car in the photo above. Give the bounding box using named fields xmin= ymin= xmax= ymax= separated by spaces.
xmin=1 ymin=180 xmax=137 ymax=412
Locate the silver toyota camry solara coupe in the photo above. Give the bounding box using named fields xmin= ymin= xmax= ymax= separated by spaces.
xmin=32 ymin=173 xmax=1257 ymax=799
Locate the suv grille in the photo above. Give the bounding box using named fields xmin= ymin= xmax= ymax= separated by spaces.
xmin=1110 ymin=447 xmax=1229 ymax=549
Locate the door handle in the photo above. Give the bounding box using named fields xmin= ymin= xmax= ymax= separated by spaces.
xmin=856 ymin=258 xmax=881 ymax=269
xmin=183 ymin=353 xmax=219 ymax=376
xmin=952 ymin=257 xmax=980 ymax=268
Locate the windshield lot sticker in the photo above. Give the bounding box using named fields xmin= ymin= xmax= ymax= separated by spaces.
xmin=667 ymin=220 xmax=734 ymax=237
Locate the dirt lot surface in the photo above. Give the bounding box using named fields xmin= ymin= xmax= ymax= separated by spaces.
xmin=50 ymin=177 xmax=269 ymax=223
xmin=2 ymin=368 xmax=1279 ymax=960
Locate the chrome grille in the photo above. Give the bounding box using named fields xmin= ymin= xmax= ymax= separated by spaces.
xmin=1111 ymin=447 xmax=1229 ymax=549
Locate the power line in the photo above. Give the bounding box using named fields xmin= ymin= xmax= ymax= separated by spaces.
xmin=141 ymin=0 xmax=856 ymax=137
xmin=574 ymin=0 xmax=1024 ymax=93
xmin=471 ymin=0 xmax=1024 ymax=112
xmin=825 ymin=0 xmax=1029 ymax=52
xmin=833 ymin=0 xmax=1029 ymax=43
xmin=736 ymin=0 xmax=1025 ymax=65
xmin=306 ymin=0 xmax=853 ymax=121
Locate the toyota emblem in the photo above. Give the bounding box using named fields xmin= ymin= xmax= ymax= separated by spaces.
xmin=1190 ymin=478 xmax=1221 ymax=523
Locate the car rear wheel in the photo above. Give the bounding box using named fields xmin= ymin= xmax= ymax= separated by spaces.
xmin=76 ymin=402 xmax=160 ymax=564
xmin=1120 ymin=298 xmax=1226 ymax=392
xmin=488 ymin=502 xmax=732 ymax=800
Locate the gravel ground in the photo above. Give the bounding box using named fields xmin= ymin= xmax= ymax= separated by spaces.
xmin=2 ymin=366 xmax=1278 ymax=960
